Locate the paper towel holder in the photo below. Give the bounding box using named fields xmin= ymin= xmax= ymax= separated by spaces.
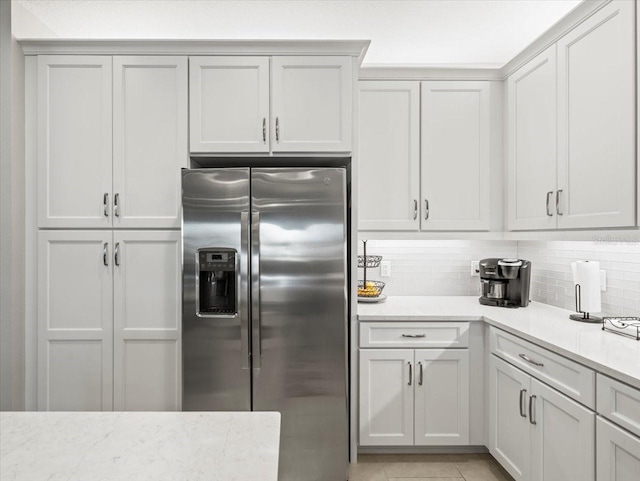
xmin=570 ymin=284 xmax=603 ymax=323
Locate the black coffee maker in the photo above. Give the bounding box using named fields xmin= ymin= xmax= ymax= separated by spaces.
xmin=479 ymin=258 xmax=531 ymax=308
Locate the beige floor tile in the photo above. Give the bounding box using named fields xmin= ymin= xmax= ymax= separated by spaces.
xmin=454 ymin=459 xmax=513 ymax=481
xmin=387 ymin=478 xmax=464 ymax=481
xmin=384 ymin=462 xmax=462 ymax=478
xmin=349 ymin=462 xmax=388 ymax=481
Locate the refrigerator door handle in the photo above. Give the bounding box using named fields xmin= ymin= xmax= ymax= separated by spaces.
xmin=240 ymin=211 xmax=250 ymax=369
xmin=251 ymin=211 xmax=261 ymax=369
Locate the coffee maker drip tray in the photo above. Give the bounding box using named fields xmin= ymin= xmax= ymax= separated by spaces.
xmin=479 ymin=297 xmax=520 ymax=309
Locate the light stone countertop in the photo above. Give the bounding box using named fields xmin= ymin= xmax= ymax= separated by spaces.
xmin=0 ymin=411 xmax=280 ymax=481
xmin=358 ymin=296 xmax=640 ymax=390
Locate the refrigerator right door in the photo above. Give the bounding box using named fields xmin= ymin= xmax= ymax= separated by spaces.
xmin=251 ymin=168 xmax=348 ymax=481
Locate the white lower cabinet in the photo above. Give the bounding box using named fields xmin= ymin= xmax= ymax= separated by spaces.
xmin=597 ymin=417 xmax=640 ymax=481
xmin=359 ymin=347 xmax=470 ymax=446
xmin=489 ymin=355 xmax=595 ymax=481
xmin=38 ymin=230 xmax=181 ymax=411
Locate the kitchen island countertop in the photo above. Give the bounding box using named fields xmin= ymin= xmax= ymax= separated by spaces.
xmin=358 ymin=296 xmax=640 ymax=389
xmin=0 ymin=411 xmax=280 ymax=481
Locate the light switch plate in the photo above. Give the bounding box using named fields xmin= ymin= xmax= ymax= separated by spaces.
xmin=380 ymin=261 xmax=391 ymax=278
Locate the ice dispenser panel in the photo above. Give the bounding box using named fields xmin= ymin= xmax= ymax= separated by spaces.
xmin=197 ymin=248 xmax=237 ymax=316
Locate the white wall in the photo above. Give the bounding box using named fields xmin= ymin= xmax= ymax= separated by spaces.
xmin=360 ymin=239 xmax=640 ymax=317
xmin=12 ymin=0 xmax=580 ymax=66
xmin=1 ymin=0 xmax=26 ymax=411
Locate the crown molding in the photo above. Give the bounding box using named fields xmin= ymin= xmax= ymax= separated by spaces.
xmin=18 ymin=39 xmax=371 ymax=62
xmin=359 ymin=65 xmax=504 ymax=81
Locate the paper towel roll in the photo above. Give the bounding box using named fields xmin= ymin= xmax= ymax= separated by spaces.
xmin=571 ymin=261 xmax=601 ymax=313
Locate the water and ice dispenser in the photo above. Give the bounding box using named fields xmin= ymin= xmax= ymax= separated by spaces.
xmin=197 ymin=248 xmax=237 ymax=316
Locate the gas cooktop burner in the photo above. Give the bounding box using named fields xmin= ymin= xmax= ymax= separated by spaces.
xmin=602 ymin=317 xmax=640 ymax=341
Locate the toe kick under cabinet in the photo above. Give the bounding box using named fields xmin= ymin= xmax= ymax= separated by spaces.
xmin=359 ymin=322 xmax=470 ymax=446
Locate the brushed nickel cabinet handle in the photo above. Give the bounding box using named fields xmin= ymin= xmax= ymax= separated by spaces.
xmin=402 ymin=334 xmax=426 ymax=338
xmin=418 ymin=362 xmax=423 ymax=386
xmin=519 ymin=389 xmax=527 ymax=417
xmin=556 ymin=189 xmax=563 ymax=215
xmin=275 ymin=117 xmax=280 ymax=143
xmin=424 ymin=199 xmax=429 ymax=220
xmin=103 ymin=193 xmax=109 ymax=217
xmin=529 ymin=395 xmax=537 ymax=425
xmin=262 ymin=118 xmax=266 ymax=143
xmin=546 ymin=191 xmax=553 ymax=217
xmin=408 ymin=362 xmax=412 ymax=386
xmin=413 ymin=199 xmax=418 ymax=220
xmin=114 ymin=242 xmax=120 ymax=266
xmin=519 ymin=353 xmax=544 ymax=367
xmin=103 ymin=242 xmax=109 ymax=266
xmin=114 ymin=193 xmax=120 ymax=218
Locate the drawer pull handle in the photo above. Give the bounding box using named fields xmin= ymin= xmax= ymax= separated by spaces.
xmin=418 ymin=362 xmax=423 ymax=386
xmin=529 ymin=395 xmax=537 ymax=425
xmin=519 ymin=389 xmax=527 ymax=418
xmin=402 ymin=334 xmax=426 ymax=338
xmin=408 ymin=362 xmax=412 ymax=386
xmin=519 ymin=353 xmax=544 ymax=367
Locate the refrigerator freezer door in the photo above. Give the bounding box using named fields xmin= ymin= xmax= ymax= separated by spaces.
xmin=252 ymin=168 xmax=348 ymax=481
xmin=182 ymin=168 xmax=251 ymax=411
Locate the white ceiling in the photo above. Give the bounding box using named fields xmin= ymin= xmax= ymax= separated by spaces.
xmin=12 ymin=0 xmax=583 ymax=67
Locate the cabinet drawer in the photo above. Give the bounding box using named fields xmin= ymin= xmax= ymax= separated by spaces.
xmin=597 ymin=374 xmax=640 ymax=438
xmin=360 ymin=322 xmax=469 ymax=348
xmin=490 ymin=327 xmax=595 ymax=408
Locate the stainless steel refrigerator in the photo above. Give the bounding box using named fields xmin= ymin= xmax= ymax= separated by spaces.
xmin=182 ymin=167 xmax=349 ymax=481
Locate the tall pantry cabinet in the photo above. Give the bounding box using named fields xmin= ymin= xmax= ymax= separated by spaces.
xmin=36 ymin=55 xmax=186 ymax=411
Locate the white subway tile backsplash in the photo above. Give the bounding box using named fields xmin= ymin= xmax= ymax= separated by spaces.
xmin=358 ymin=239 xmax=640 ymax=316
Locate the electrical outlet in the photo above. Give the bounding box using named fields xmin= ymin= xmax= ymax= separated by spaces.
xmin=471 ymin=260 xmax=480 ymax=277
xmin=380 ymin=261 xmax=391 ymax=278
xmin=600 ymin=270 xmax=607 ymax=291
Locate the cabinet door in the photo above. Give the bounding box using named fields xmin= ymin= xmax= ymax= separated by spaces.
xmin=557 ymin=0 xmax=636 ymax=228
xmin=38 ymin=231 xmax=113 ymax=411
xmin=38 ymin=56 xmax=112 ymax=228
xmin=113 ymin=56 xmax=188 ymax=228
xmin=420 ymin=81 xmax=490 ymax=230
xmin=359 ymin=349 xmax=414 ymax=446
xmin=189 ymin=56 xmax=270 ymax=153
xmin=358 ymin=81 xmax=420 ymax=231
xmin=272 ymin=56 xmax=352 ymax=152
xmin=597 ymin=417 xmax=640 ymax=481
xmin=507 ymin=46 xmax=558 ymax=230
xmin=414 ymin=349 xmax=469 ymax=445
xmin=113 ymin=231 xmax=181 ymax=411
xmin=489 ymin=355 xmax=531 ymax=481
xmin=530 ymin=378 xmax=595 ymax=481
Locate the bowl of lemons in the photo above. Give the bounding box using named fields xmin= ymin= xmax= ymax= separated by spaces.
xmin=357 ymin=280 xmax=386 ymax=298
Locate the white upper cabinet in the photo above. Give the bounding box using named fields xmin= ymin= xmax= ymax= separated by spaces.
xmin=189 ymin=55 xmax=352 ymax=154
xmin=421 ymin=81 xmax=490 ymax=230
xmin=506 ymin=0 xmax=636 ymax=231
xmin=272 ymin=56 xmax=352 ymax=152
xmin=358 ymin=81 xmax=420 ymax=231
xmin=556 ymin=0 xmax=636 ymax=228
xmin=507 ymin=46 xmax=558 ymax=231
xmin=113 ymin=56 xmax=188 ymax=228
xmin=189 ymin=57 xmax=270 ymax=153
xmin=38 ymin=55 xmax=187 ymax=229
xmin=38 ymin=56 xmax=112 ymax=229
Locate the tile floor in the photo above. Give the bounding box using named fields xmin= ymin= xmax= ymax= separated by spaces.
xmin=349 ymin=453 xmax=514 ymax=481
